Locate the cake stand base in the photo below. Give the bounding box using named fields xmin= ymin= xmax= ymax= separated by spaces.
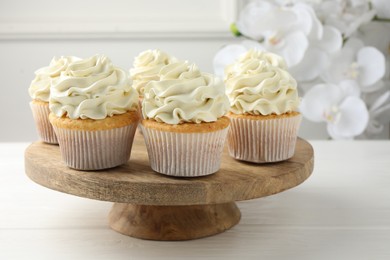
xmin=108 ymin=202 xmax=241 ymax=241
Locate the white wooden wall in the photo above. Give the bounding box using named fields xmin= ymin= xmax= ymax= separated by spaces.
xmin=0 ymin=0 xmax=331 ymax=141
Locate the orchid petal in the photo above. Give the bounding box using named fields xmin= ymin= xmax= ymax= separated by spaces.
xmin=213 ymin=44 xmax=247 ymax=78
xmin=257 ymin=8 xmax=298 ymax=32
xmin=324 ymin=17 xmax=348 ymax=37
xmin=300 ymin=83 xmax=343 ymax=122
xmin=276 ymin=31 xmax=309 ymax=67
xmin=371 ymin=0 xmax=390 ymax=19
xmin=241 ymin=40 xmax=265 ymax=51
xmin=328 ymin=96 xmax=369 ymax=139
xmin=235 ymin=1 xmax=274 ymax=40
xmin=290 ymin=47 xmax=329 ymax=81
xmin=344 ymin=10 xmax=376 ymax=37
xmin=344 ymin=38 xmax=365 ymax=54
xmin=236 ymin=0 xmax=297 ymax=40
xmin=357 ymin=47 xmax=386 ymax=87
xmin=320 ymin=0 xmax=374 ymax=37
xmin=317 ymin=26 xmax=342 ymax=54
xmin=350 ymin=0 xmax=369 ymax=7
xmin=318 ymin=2 xmax=339 ymax=21
xmin=327 ymin=125 xmax=354 ymax=140
xmin=294 ymin=3 xmax=323 ymax=40
xmin=321 ymin=49 xmax=354 ymax=84
xmin=298 ymin=77 xmax=324 ymax=93
xmin=339 ymin=80 xmax=360 ymax=97
xmin=290 ymin=3 xmax=314 ymax=37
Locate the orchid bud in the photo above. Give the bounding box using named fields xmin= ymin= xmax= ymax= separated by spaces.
xmin=230 ymin=23 xmax=241 ymax=37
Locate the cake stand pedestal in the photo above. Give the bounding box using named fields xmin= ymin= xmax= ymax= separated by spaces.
xmin=24 ymin=137 xmax=314 ymax=241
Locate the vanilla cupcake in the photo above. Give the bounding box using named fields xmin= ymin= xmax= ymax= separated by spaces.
xmin=225 ymin=49 xmax=301 ymax=163
xmin=29 ymin=56 xmax=80 ymax=144
xmin=49 ymin=54 xmax=139 ymax=170
xmin=141 ymin=61 xmax=230 ymax=177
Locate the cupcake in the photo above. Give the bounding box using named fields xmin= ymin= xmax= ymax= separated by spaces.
xmin=49 ymin=54 xmax=139 ymax=170
xmin=130 ymin=50 xmax=177 ymax=134
xmin=29 ymin=56 xmax=80 ymax=144
xmin=141 ymin=61 xmax=230 ymax=177
xmin=224 ymin=49 xmax=301 ymax=163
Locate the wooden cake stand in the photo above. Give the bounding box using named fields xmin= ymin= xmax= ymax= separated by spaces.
xmin=24 ymin=136 xmax=314 ymax=241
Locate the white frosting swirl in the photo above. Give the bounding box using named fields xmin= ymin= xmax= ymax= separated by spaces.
xmin=142 ymin=61 xmax=230 ymax=124
xmin=50 ymin=54 xmax=139 ymax=120
xmin=225 ymin=49 xmax=287 ymax=81
xmin=29 ymin=56 xmax=80 ymax=102
xmin=130 ymin=49 xmax=176 ymax=97
xmin=224 ymin=50 xmax=299 ymax=115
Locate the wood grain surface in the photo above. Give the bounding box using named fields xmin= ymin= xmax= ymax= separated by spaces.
xmin=108 ymin=202 xmax=241 ymax=241
xmin=5 ymin=141 xmax=389 ymax=256
xmin=24 ymin=135 xmax=314 ymax=206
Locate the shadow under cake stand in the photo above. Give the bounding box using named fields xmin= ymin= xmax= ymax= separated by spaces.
xmin=24 ymin=137 xmax=314 ymax=241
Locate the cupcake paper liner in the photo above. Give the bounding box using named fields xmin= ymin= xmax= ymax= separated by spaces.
xmin=137 ymin=97 xmax=144 ymax=136
xmin=141 ymin=126 xmax=229 ymax=177
xmin=138 ymin=97 xmax=144 ymax=120
xmin=30 ymin=101 xmax=58 ymax=144
xmin=228 ymin=114 xmax=302 ymax=163
xmin=53 ymin=123 xmax=137 ymax=170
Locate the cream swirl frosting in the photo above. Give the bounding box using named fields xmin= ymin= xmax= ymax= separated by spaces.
xmin=50 ymin=54 xmax=139 ymax=120
xmin=225 ymin=49 xmax=287 ymax=81
xmin=224 ymin=50 xmax=299 ymax=115
xmin=29 ymin=56 xmax=80 ymax=102
xmin=142 ymin=61 xmax=230 ymax=124
xmin=130 ymin=49 xmax=176 ymax=97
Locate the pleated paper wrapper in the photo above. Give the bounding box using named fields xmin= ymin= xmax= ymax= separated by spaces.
xmin=228 ymin=114 xmax=302 ymax=163
xmin=30 ymin=101 xmax=58 ymax=144
xmin=136 ymin=97 xmax=144 ymax=135
xmin=141 ymin=125 xmax=229 ymax=177
xmin=138 ymin=97 xmax=144 ymax=120
xmin=53 ymin=123 xmax=137 ymax=170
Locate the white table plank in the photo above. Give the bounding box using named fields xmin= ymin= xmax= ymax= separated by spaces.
xmin=1 ymin=141 xmax=390 ymax=259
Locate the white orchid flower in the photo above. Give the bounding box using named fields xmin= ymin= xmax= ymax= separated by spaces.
xmin=230 ymin=0 xmax=343 ymax=83
xmin=235 ymin=0 xmax=320 ymax=67
xmin=315 ymin=0 xmax=375 ymax=37
xmin=321 ymin=38 xmax=386 ymax=92
xmin=300 ymin=80 xmax=369 ymax=139
xmin=371 ymin=0 xmax=390 ymax=19
xmin=290 ymin=25 xmax=342 ymax=82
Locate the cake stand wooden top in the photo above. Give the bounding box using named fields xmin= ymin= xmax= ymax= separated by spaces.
xmin=25 ymin=136 xmax=314 ymax=206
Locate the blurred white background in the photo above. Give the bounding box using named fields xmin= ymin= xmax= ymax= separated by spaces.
xmin=0 ymin=0 xmax=372 ymax=141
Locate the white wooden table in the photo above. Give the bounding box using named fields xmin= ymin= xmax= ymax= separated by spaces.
xmin=1 ymin=141 xmax=390 ymax=259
